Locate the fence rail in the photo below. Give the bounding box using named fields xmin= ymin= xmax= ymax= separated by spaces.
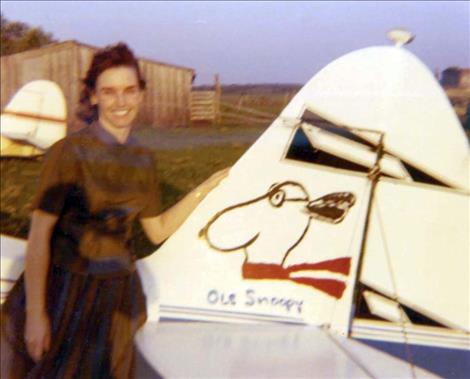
xmin=190 ymin=75 xmax=221 ymax=123
xmin=219 ymin=101 xmax=276 ymax=125
xmin=190 ymin=91 xmax=218 ymax=121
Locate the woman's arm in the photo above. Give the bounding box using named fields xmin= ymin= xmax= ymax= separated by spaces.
xmin=140 ymin=168 xmax=229 ymax=244
xmin=24 ymin=209 xmax=59 ymax=362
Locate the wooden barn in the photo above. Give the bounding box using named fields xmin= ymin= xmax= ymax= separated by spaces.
xmin=0 ymin=40 xmax=195 ymax=131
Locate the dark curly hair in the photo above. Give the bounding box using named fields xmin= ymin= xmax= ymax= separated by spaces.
xmin=77 ymin=42 xmax=146 ymax=124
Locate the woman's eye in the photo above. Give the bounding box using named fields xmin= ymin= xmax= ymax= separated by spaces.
xmin=126 ymin=88 xmax=138 ymax=95
xmin=100 ymin=89 xmax=115 ymax=96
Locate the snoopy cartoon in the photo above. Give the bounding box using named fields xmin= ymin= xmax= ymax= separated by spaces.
xmin=199 ymin=181 xmax=356 ymax=299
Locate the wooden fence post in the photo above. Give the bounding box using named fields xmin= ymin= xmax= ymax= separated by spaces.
xmin=214 ymin=73 xmax=221 ymax=125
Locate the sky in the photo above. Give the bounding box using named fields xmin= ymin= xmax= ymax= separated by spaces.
xmin=1 ymin=1 xmax=469 ymax=85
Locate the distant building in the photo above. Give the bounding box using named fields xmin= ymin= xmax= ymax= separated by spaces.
xmin=440 ymin=67 xmax=470 ymax=89
xmin=461 ymin=69 xmax=470 ymax=89
xmin=440 ymin=67 xmax=470 ymax=128
xmin=0 ymin=40 xmax=195 ymax=131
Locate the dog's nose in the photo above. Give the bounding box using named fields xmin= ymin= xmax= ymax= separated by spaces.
xmin=306 ymin=200 xmax=345 ymax=222
xmin=306 ymin=192 xmax=356 ymax=224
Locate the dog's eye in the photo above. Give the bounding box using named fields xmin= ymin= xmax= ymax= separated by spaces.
xmin=269 ymin=189 xmax=286 ymax=208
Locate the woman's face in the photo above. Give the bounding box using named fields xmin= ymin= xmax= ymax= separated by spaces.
xmin=91 ymin=66 xmax=143 ymax=130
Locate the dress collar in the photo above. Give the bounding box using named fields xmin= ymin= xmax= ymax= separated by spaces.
xmin=90 ymin=121 xmax=138 ymax=147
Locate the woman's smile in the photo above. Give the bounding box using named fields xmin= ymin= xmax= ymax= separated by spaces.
xmin=113 ymin=109 xmax=131 ymax=117
xmin=91 ymin=66 xmax=144 ymax=133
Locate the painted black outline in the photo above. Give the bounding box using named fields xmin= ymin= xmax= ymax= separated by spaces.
xmin=199 ymin=181 xmax=356 ymax=277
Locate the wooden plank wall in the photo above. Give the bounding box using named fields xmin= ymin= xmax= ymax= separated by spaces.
xmin=1 ymin=41 xmax=194 ymax=130
xmin=138 ymin=61 xmax=193 ymax=128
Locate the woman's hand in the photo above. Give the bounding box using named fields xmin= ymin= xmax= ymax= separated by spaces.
xmin=25 ymin=311 xmax=51 ymax=362
xmin=196 ymin=167 xmax=230 ymax=198
xmin=140 ymin=167 xmax=231 ymax=244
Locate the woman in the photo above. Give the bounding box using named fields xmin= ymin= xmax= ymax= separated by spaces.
xmin=1 ymin=42 xmax=228 ymax=378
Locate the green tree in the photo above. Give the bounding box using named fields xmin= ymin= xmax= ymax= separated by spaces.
xmin=1 ymin=13 xmax=57 ymax=56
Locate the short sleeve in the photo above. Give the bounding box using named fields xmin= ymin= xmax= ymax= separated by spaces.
xmin=30 ymin=139 xmax=79 ymax=215
xmin=139 ymin=155 xmax=162 ymax=218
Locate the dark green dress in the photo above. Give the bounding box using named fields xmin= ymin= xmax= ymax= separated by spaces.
xmin=1 ymin=122 xmax=162 ymax=378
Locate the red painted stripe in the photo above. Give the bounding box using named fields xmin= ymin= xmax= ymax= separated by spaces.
xmin=243 ymin=263 xmax=290 ymax=279
xmin=241 ymin=260 xmax=350 ymax=299
xmin=3 ymin=110 xmax=66 ymax=123
xmin=286 ymin=257 xmax=351 ymax=275
xmin=291 ymin=277 xmax=346 ymax=299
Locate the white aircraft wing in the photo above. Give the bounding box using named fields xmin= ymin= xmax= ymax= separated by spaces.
xmin=135 ymin=320 xmax=438 ymax=378
xmin=1 ymin=80 xmax=67 ymax=157
xmin=0 ymin=234 xmax=26 ymax=303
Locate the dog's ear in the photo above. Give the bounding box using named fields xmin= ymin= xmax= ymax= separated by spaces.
xmin=268 ymin=182 xmax=280 ymax=192
xmin=306 ymin=192 xmax=356 ymax=224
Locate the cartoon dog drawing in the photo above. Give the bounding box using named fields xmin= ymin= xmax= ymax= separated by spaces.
xmin=199 ymin=181 xmax=356 ymax=299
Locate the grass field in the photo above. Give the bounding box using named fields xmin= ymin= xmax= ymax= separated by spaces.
xmin=0 ymin=142 xmax=250 ymax=257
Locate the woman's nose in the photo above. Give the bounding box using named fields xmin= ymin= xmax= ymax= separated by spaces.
xmin=116 ymin=92 xmax=126 ymax=106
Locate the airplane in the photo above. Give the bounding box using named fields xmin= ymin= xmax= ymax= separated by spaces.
xmin=1 ymin=79 xmax=66 ymax=301
xmin=0 ymin=80 xmax=67 ymax=157
xmin=1 ymin=30 xmax=469 ymax=377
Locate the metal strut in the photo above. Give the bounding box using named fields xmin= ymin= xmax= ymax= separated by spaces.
xmin=347 ymin=132 xmax=417 ymax=378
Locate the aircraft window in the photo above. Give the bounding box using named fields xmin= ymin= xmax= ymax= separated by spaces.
xmin=355 ymin=284 xmax=446 ymax=328
xmin=301 ymin=110 xmax=375 ymax=148
xmin=285 ymin=127 xmax=370 ymax=173
xmin=401 ymin=304 xmax=446 ymax=327
xmin=301 ymin=110 xmax=451 ymax=188
xmin=402 ymin=162 xmax=449 ymax=187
